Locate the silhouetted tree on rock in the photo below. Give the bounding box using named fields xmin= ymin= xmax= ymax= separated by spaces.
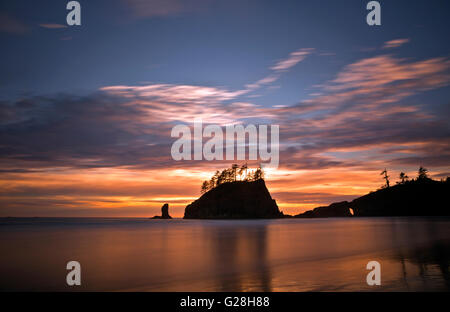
xmin=398 ymin=172 xmax=409 ymax=184
xmin=418 ymin=166 xmax=429 ymax=180
xmin=381 ymin=168 xmax=390 ymax=188
xmin=199 ymin=164 xmax=266 ymax=194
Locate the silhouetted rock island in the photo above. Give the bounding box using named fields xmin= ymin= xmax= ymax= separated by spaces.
xmin=184 ymin=179 xmax=283 ymax=219
xmin=150 ymin=203 xmax=172 ymax=219
xmin=296 ymin=201 xmax=353 ymax=218
xmin=295 ymin=178 xmax=450 ymax=218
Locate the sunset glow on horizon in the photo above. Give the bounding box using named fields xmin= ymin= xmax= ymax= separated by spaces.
xmin=1 ymin=163 xmax=447 ymax=217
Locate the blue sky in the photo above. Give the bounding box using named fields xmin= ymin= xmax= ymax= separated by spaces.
xmin=2 ymin=0 xmax=449 ymax=104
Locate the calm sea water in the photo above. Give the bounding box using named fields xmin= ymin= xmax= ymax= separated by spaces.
xmin=0 ymin=217 xmax=449 ymax=291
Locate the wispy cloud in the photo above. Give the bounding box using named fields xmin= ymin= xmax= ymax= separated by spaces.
xmin=103 ymin=47 xmax=315 ymax=107
xmin=326 ymin=55 xmax=450 ymax=97
xmin=3 ymin=52 xmax=448 ymax=175
xmin=39 ymin=23 xmax=68 ymax=29
xmin=382 ymin=38 xmax=410 ymax=49
xmin=101 ymin=84 xmax=246 ymax=105
xmin=274 ymin=53 xmax=450 ymax=176
xmin=245 ymin=48 xmax=314 ymax=92
xmin=101 ymin=84 xmax=275 ymax=125
xmin=271 ymin=48 xmax=314 ymax=71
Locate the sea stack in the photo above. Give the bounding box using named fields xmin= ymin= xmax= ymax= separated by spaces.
xmin=161 ymin=203 xmax=171 ymax=219
xmin=150 ymin=203 xmax=172 ymax=219
xmin=184 ymin=179 xmax=283 ymax=219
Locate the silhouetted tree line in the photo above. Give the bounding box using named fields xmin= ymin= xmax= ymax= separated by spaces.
xmin=201 ymin=163 xmax=265 ymax=194
xmin=380 ymin=166 xmax=433 ymax=188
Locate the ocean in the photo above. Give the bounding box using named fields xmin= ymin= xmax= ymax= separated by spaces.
xmin=0 ymin=217 xmax=449 ymax=291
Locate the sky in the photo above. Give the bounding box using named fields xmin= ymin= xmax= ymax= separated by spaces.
xmin=0 ymin=0 xmax=449 ymax=217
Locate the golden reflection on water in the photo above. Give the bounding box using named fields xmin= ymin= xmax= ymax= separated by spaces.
xmin=0 ymin=217 xmax=449 ymax=291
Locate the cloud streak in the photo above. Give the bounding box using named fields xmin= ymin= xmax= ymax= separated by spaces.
xmin=271 ymin=48 xmax=314 ymax=71
xmin=39 ymin=24 xmax=68 ymax=29
xmin=382 ymin=38 xmax=410 ymax=49
xmin=245 ymin=48 xmax=314 ymax=92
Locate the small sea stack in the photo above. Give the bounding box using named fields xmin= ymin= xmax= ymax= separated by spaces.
xmin=150 ymin=203 xmax=172 ymax=219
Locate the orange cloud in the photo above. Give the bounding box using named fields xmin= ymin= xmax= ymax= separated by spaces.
xmin=270 ymin=48 xmax=314 ymax=71
xmin=39 ymin=24 xmax=67 ymax=29
xmin=382 ymin=38 xmax=410 ymax=49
